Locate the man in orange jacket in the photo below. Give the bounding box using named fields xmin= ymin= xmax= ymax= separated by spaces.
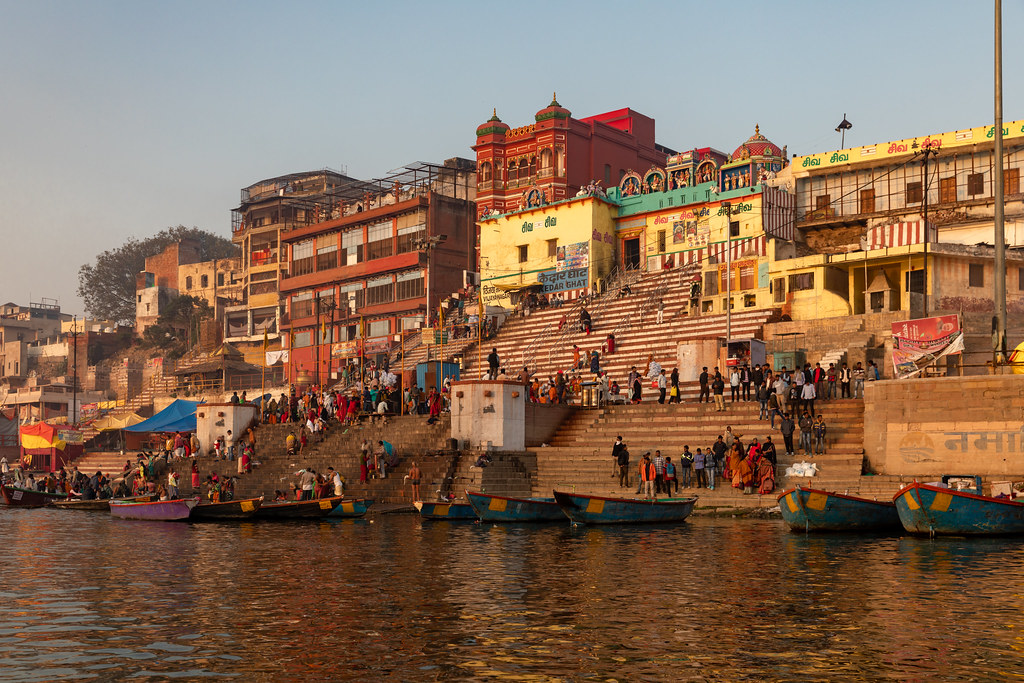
xmin=638 ymin=453 xmax=656 ymax=499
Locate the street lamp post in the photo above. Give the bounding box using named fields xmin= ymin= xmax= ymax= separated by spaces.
xmin=919 ymin=146 xmax=938 ymax=317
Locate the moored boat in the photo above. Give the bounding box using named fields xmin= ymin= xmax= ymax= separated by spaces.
xmin=191 ymin=496 xmax=264 ymax=520
xmin=51 ymin=498 xmax=112 ymax=511
xmin=1 ymin=484 xmax=68 ymax=508
xmin=414 ymin=500 xmax=476 ymax=520
xmin=465 ymin=490 xmax=566 ymax=523
xmin=552 ymin=490 xmax=698 ymax=525
xmin=777 ymin=486 xmax=902 ymax=532
xmin=326 ymin=498 xmax=373 ymax=518
xmin=894 ymin=475 xmax=1024 ymax=536
xmin=109 ymin=497 xmax=199 ymax=521
xmin=254 ymin=495 xmax=344 ymax=519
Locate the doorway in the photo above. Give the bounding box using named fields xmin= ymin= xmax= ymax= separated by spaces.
xmin=623 ymin=238 xmax=641 ymax=270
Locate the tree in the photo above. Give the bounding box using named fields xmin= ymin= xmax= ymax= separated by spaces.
xmin=78 ymin=226 xmax=236 ymax=324
xmin=142 ymin=295 xmax=214 ymax=359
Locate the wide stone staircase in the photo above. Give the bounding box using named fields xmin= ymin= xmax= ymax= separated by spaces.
xmin=167 ymin=414 xmax=456 ymax=505
xmin=460 ymin=267 xmax=780 ymax=400
xmin=527 ymin=398 xmax=872 ymax=509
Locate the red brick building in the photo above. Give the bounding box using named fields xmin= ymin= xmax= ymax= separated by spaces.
xmin=280 ymin=160 xmax=476 ymax=383
xmin=473 ymin=96 xmax=674 ymax=216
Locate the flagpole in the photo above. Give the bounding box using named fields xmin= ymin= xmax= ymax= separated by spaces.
xmin=261 ymin=330 xmax=267 ymax=424
xmin=400 ymin=330 xmax=405 ymax=416
xmin=477 ymin=295 xmax=483 ymax=379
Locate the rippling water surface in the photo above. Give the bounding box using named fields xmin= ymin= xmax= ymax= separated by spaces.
xmin=1 ymin=506 xmax=1023 ymax=681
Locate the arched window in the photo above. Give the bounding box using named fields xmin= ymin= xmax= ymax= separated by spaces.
xmin=555 ymin=147 xmax=565 ymax=176
xmin=529 ymin=155 xmax=537 ymax=178
xmin=479 ymin=161 xmax=492 ymax=182
xmin=200 ymin=274 xmax=209 ymax=288
xmin=539 ymin=148 xmax=553 ymax=172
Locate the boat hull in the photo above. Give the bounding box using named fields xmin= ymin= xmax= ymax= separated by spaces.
xmin=552 ymin=490 xmax=697 ymax=525
xmin=777 ymin=487 xmax=901 ymax=532
xmin=466 ymin=490 xmax=566 ymax=522
xmin=1 ymin=485 xmax=67 ymax=508
xmin=894 ymin=482 xmax=1024 ymax=535
xmin=326 ymin=499 xmax=373 ymax=518
xmin=414 ymin=501 xmax=477 ymax=520
xmin=255 ymin=496 xmax=344 ymax=519
xmin=109 ymin=498 xmax=198 ymax=521
xmin=51 ymin=498 xmax=111 ymax=511
xmin=191 ymin=497 xmax=263 ymax=520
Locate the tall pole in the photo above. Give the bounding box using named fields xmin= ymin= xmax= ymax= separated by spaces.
xmin=400 ymin=330 xmax=405 ymax=415
xmin=994 ymin=0 xmax=1007 ymax=362
xmin=922 ymin=147 xmax=936 ymax=317
xmin=314 ymin=300 xmax=321 ymax=388
xmin=723 ymin=202 xmax=732 ymax=349
xmin=71 ymin=315 xmax=78 ymax=427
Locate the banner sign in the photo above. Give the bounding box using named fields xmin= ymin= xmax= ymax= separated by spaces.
xmin=556 ymin=242 xmax=589 ymax=271
xmin=891 ymin=315 xmax=963 ymax=379
xmin=539 ymin=267 xmax=588 ymax=294
xmin=331 ymin=341 xmax=359 ymax=358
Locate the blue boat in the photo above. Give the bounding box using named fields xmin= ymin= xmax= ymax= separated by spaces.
xmin=414 ymin=500 xmax=477 ymax=521
xmin=465 ymin=490 xmax=566 ymax=523
xmin=777 ymin=486 xmax=901 ymax=532
xmin=327 ymin=498 xmax=374 ymax=518
xmin=552 ymin=490 xmax=697 ymax=525
xmin=894 ymin=475 xmax=1024 ymax=536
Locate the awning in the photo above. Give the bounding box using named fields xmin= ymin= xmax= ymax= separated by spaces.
xmin=124 ymin=399 xmax=202 ymax=433
xmin=91 ymin=412 xmax=146 ymax=431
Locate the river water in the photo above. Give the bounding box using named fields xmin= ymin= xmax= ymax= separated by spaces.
xmin=1 ymin=507 xmax=1022 ymax=681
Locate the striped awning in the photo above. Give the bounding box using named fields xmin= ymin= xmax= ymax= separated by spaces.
xmin=865 ymin=221 xmax=937 ymax=250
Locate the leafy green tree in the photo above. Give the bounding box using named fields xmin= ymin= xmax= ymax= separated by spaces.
xmin=77 ymin=226 xmax=235 ymax=324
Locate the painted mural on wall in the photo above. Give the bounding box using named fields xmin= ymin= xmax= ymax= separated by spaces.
xmin=556 ymin=242 xmax=589 ymax=271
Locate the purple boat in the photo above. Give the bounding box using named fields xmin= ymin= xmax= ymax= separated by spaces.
xmin=109 ymin=497 xmax=199 ymax=521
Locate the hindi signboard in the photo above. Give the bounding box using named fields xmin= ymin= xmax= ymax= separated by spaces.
xmin=891 ymin=314 xmax=963 ymax=379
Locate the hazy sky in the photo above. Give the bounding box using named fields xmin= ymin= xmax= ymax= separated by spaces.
xmin=1 ymin=0 xmax=1020 ymax=316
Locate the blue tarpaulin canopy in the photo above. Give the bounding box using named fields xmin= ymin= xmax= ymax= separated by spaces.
xmin=124 ymin=399 xmax=203 ymax=433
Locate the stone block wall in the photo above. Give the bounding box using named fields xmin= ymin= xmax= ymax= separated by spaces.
xmin=863 ymin=374 xmax=1024 ymax=477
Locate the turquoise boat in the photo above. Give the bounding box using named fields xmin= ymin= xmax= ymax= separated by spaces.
xmin=894 ymin=476 xmax=1024 ymax=536
xmin=777 ymin=486 xmax=901 ymax=532
xmin=465 ymin=490 xmax=566 ymax=523
xmin=414 ymin=500 xmax=476 ymax=520
xmin=552 ymin=490 xmax=697 ymax=525
xmin=326 ymin=498 xmax=374 ymax=518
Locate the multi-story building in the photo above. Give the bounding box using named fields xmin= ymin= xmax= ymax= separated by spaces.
xmin=135 ymin=239 xmax=202 ymax=335
xmin=177 ymin=257 xmax=244 ymax=320
xmin=279 ymin=159 xmax=476 ymax=382
xmin=772 ymin=118 xmax=1024 ymax=320
xmin=473 ymin=97 xmax=674 ymax=217
xmin=226 ymin=170 xmax=367 ymax=348
xmin=0 ymin=300 xmax=72 ymax=381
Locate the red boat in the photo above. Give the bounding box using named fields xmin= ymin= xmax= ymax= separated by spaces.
xmin=1 ymin=484 xmax=67 ymax=508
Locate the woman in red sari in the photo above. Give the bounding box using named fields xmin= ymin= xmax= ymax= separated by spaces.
xmin=757 ymin=457 xmax=775 ymax=495
xmin=427 ymin=387 xmax=441 ymax=424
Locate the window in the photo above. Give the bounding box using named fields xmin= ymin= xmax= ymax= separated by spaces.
xmin=729 ymin=221 xmax=739 ymax=238
xmin=291 ymin=291 xmax=313 ymax=319
xmin=1006 ymin=168 xmax=1020 ymax=196
xmin=518 ymin=245 xmax=528 ymax=263
xmin=249 ymin=281 xmax=275 ymax=297
xmin=967 ymin=172 xmax=985 ymax=196
xmin=772 ymin=277 xmax=785 ymax=303
xmin=366 ymin=220 xmax=393 ymax=260
xmin=338 ymin=283 xmax=364 ymax=314
xmin=250 ymin=270 xmax=275 ymax=282
xmin=400 ymin=315 xmax=424 ymax=331
xmin=479 ymin=161 xmax=492 ymax=182
xmin=291 ymin=239 xmax=314 ymax=276
xmin=604 ymin=164 xmax=611 ymax=185
xmin=200 ymin=274 xmax=209 ymax=288
xmin=539 ymin=148 xmax=553 ymax=172
xmin=744 ymin=294 xmax=757 ymax=308
xmin=657 ymin=230 xmax=666 ymax=253
xmin=815 ymin=194 xmax=830 ymax=210
xmin=397 ymin=223 xmax=426 ymax=253
xmin=293 ymin=330 xmax=312 ymax=348
xmin=939 ymin=177 xmax=956 ymax=203
xmin=905 ymin=269 xmax=924 ymax=294
xmin=342 ymin=229 xmax=363 ymax=265
xmin=860 ymin=188 xmax=875 ymax=213
xmin=704 ymin=270 xmax=719 ymax=297
xmin=368 ymin=319 xmax=391 ymax=337
xmin=547 ymin=239 xmax=558 ymax=258
xmin=316 ymin=244 xmax=338 ymax=271
xmin=906 ymin=181 xmax=923 ymax=204
xmin=968 ymin=263 xmax=984 ymax=288
xmin=870 ymin=291 xmax=885 ymax=312
xmin=365 ymin=275 xmax=394 ymax=306
xmin=185 ymin=276 xmax=193 ymax=290
xmin=788 ymin=273 xmax=814 ymax=292
xmin=739 ymin=264 xmax=756 ymax=290
xmin=396 ymin=270 xmax=424 ymax=300
xmin=217 ymin=273 xmax=225 ymax=286
xmin=1019 ymin=267 xmax=1024 ymax=291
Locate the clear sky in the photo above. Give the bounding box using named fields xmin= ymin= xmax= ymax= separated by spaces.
xmin=1 ymin=0 xmax=1020 ymax=316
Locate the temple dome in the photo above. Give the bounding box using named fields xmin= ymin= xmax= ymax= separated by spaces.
xmin=732 ymin=124 xmax=783 ymax=161
xmin=476 ymin=108 xmax=509 ymax=137
xmin=535 ymin=92 xmax=571 ymax=123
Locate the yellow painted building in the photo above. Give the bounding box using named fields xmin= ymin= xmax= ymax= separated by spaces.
xmin=479 ymin=195 xmax=617 ymax=309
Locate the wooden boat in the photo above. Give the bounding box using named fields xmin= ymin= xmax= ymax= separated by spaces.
xmin=254 ymin=495 xmax=344 ymax=519
xmin=326 ymin=498 xmax=373 ymax=518
xmin=777 ymin=486 xmax=902 ymax=532
xmin=894 ymin=475 xmax=1024 ymax=536
xmin=414 ymin=500 xmax=477 ymax=520
xmin=109 ymin=497 xmax=199 ymax=521
xmin=465 ymin=490 xmax=566 ymax=523
xmin=552 ymin=490 xmax=698 ymax=525
xmin=51 ymin=498 xmax=112 ymax=511
xmin=1 ymin=484 xmax=67 ymax=508
xmin=191 ymin=496 xmax=264 ymax=520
